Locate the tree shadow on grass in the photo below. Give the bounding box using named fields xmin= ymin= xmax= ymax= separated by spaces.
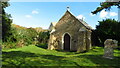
xmin=2 ymin=51 xmax=81 ymax=67
xmin=39 ymin=55 xmax=81 ymax=66
xmin=2 ymin=51 xmax=40 ymax=67
xmin=75 ymin=54 xmax=120 ymax=67
xmin=40 ymin=55 xmax=65 ymax=60
xmin=3 ymin=51 xmax=39 ymax=58
xmin=35 ymin=44 xmax=48 ymax=49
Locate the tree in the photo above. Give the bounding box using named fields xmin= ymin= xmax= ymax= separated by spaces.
xmin=95 ymin=19 xmax=120 ymax=47
xmin=37 ymin=31 xmax=50 ymax=44
xmin=92 ymin=1 xmax=120 ymax=46
xmin=1 ymin=2 xmax=12 ymax=42
xmin=92 ymin=2 xmax=120 ymax=14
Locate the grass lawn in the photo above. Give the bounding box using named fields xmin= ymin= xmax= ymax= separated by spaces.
xmin=2 ymin=45 xmax=120 ymax=67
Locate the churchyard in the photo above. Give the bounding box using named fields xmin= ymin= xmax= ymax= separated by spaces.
xmin=2 ymin=44 xmax=120 ymax=67
xmin=1 ymin=1 xmax=120 ymax=67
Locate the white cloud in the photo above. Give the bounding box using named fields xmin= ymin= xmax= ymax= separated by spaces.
xmin=25 ymin=15 xmax=32 ymax=18
xmin=32 ymin=10 xmax=39 ymax=14
xmin=25 ymin=10 xmax=39 ymax=18
xmin=90 ymin=13 xmax=95 ymax=16
xmin=76 ymin=15 xmax=85 ymax=20
xmin=109 ymin=12 xmax=117 ymax=16
xmin=99 ymin=10 xmax=117 ymax=18
xmin=99 ymin=10 xmax=108 ymax=18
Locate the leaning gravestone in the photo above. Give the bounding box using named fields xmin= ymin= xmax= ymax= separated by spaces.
xmin=103 ymin=39 xmax=118 ymax=59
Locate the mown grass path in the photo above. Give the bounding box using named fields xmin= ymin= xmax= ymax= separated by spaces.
xmin=2 ymin=45 xmax=120 ymax=67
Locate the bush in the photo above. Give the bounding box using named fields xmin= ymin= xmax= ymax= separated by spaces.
xmin=2 ymin=42 xmax=17 ymax=49
xmin=94 ymin=19 xmax=120 ymax=47
xmin=2 ymin=24 xmax=39 ymax=49
xmin=37 ymin=31 xmax=50 ymax=44
xmin=2 ymin=24 xmax=50 ymax=49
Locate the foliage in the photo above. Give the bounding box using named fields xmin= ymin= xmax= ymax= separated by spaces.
xmin=2 ymin=24 xmax=39 ymax=49
xmin=1 ymin=2 xmax=41 ymax=49
xmin=92 ymin=2 xmax=120 ymax=14
xmin=1 ymin=2 xmax=10 ymax=8
xmin=1 ymin=2 xmax=12 ymax=42
xmin=2 ymin=23 xmax=50 ymax=49
xmin=35 ymin=31 xmax=50 ymax=49
xmin=37 ymin=31 xmax=50 ymax=44
xmin=34 ymin=27 xmax=44 ymax=33
xmin=94 ymin=19 xmax=120 ymax=47
xmin=2 ymin=45 xmax=120 ymax=67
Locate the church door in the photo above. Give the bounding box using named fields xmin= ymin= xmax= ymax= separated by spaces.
xmin=64 ymin=33 xmax=70 ymax=51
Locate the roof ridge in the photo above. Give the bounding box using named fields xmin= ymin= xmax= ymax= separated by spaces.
xmin=67 ymin=10 xmax=93 ymax=30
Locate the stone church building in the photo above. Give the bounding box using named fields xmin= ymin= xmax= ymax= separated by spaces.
xmin=48 ymin=9 xmax=93 ymax=52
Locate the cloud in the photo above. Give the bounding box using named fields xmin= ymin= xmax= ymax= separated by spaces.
xmin=99 ymin=10 xmax=108 ymax=18
xmin=25 ymin=15 xmax=32 ymax=18
xmin=90 ymin=13 xmax=95 ymax=16
xmin=109 ymin=12 xmax=117 ymax=16
xmin=99 ymin=10 xmax=117 ymax=18
xmin=76 ymin=15 xmax=85 ymax=20
xmin=32 ymin=10 xmax=39 ymax=14
xmin=25 ymin=10 xmax=39 ymax=18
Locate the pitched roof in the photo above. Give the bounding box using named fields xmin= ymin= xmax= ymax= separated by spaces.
xmin=56 ymin=10 xmax=93 ymax=30
xmin=67 ymin=10 xmax=93 ymax=30
xmin=77 ymin=18 xmax=93 ymax=30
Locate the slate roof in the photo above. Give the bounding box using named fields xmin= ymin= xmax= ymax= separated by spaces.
xmin=49 ymin=10 xmax=93 ymax=30
xmin=77 ymin=18 xmax=93 ymax=30
xmin=66 ymin=10 xmax=93 ymax=30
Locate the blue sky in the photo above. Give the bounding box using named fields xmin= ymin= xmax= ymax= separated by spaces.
xmin=9 ymin=0 xmax=105 ymax=2
xmin=5 ymin=2 xmax=118 ymax=29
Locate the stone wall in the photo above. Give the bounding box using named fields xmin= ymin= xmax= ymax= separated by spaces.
xmin=48 ymin=10 xmax=92 ymax=52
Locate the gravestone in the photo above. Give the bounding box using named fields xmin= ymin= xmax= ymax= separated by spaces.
xmin=103 ymin=39 xmax=118 ymax=59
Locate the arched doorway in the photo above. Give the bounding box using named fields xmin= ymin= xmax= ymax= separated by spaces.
xmin=64 ymin=33 xmax=70 ymax=51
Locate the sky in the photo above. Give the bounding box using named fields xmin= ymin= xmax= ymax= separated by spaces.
xmin=5 ymin=2 xmax=118 ymax=29
xmin=8 ymin=0 xmax=105 ymax=2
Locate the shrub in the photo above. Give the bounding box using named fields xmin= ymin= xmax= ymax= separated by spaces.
xmin=94 ymin=19 xmax=120 ymax=47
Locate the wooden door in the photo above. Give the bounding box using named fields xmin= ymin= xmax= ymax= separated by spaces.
xmin=64 ymin=33 xmax=70 ymax=51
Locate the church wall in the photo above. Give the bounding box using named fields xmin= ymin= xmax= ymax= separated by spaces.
xmin=48 ymin=10 xmax=92 ymax=52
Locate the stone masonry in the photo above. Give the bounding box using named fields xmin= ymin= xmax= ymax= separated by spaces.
xmin=48 ymin=9 xmax=93 ymax=52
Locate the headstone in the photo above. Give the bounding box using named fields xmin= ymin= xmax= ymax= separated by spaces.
xmin=103 ymin=39 xmax=118 ymax=59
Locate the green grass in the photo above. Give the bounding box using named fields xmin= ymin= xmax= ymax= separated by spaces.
xmin=2 ymin=45 xmax=120 ymax=67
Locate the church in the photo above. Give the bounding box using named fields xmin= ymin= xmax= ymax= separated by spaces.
xmin=48 ymin=7 xmax=93 ymax=52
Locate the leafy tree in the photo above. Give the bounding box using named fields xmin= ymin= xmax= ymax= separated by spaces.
xmin=92 ymin=1 xmax=120 ymax=47
xmin=37 ymin=31 xmax=50 ymax=44
xmin=36 ymin=31 xmax=50 ymax=49
xmin=1 ymin=2 xmax=50 ymax=49
xmin=92 ymin=2 xmax=120 ymax=14
xmin=95 ymin=19 xmax=120 ymax=46
xmin=11 ymin=24 xmax=38 ymax=45
xmin=1 ymin=2 xmax=12 ymax=42
xmin=25 ymin=28 xmax=38 ymax=44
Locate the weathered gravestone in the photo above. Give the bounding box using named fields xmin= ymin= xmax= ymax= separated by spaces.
xmin=103 ymin=39 xmax=118 ymax=59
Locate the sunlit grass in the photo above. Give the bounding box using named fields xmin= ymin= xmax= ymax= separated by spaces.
xmin=2 ymin=45 xmax=120 ymax=67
